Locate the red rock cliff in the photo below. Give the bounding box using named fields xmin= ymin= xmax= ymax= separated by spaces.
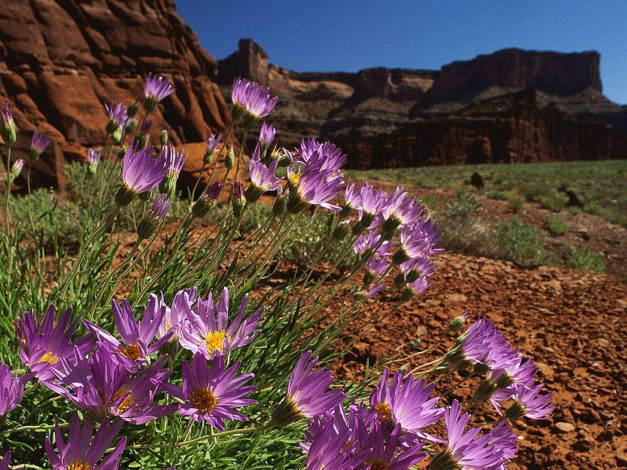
xmin=0 ymin=0 xmax=231 ymax=187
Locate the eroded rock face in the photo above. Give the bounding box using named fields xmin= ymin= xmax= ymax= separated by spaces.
xmin=217 ymin=40 xmax=626 ymax=167
xmin=0 ymin=0 xmax=231 ymax=188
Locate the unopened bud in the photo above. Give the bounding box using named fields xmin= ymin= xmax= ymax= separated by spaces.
xmin=225 ymin=145 xmax=235 ymax=170
xmin=112 ymin=129 xmax=122 ymax=144
xmin=159 ymin=130 xmax=168 ymax=146
xmin=405 ymin=269 xmax=420 ymax=283
xmin=106 ymin=120 xmax=119 ymax=135
xmin=363 ymin=270 xmax=374 ymax=286
xmin=126 ymin=101 xmax=140 ymax=118
xmin=203 ymin=150 xmax=213 ymax=165
xmin=381 ymin=217 xmax=400 ymax=239
xmin=472 ymin=379 xmax=497 ymax=402
xmin=124 ymin=120 xmax=138 ymax=134
xmin=332 ymin=224 xmax=349 ymax=240
xmin=448 ymin=315 xmax=466 ymax=332
xmin=117 ymin=146 xmax=127 ymax=160
xmin=339 ymin=205 xmax=352 ymax=219
xmin=9 ymin=159 xmax=24 ymax=182
xmin=353 ymin=291 xmax=367 ymax=300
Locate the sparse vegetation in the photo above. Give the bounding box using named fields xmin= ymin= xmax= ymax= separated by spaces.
xmin=494 ymin=217 xmax=552 ymax=267
xmin=563 ymin=245 xmax=606 ymax=272
xmin=545 ymin=215 xmax=569 ymax=237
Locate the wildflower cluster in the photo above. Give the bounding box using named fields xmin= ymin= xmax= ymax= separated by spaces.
xmin=0 ymin=72 xmax=552 ymax=469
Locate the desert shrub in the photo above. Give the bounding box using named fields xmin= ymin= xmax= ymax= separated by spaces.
xmin=569 ymin=206 xmax=583 ymax=215
xmin=507 ymin=195 xmax=524 ymax=213
xmin=494 ymin=217 xmax=551 ymax=267
xmin=436 ymin=194 xmax=500 ymax=257
xmin=486 ymin=189 xmax=510 ymax=200
xmin=563 ymin=245 xmax=605 ymax=272
xmin=521 ymin=182 xmax=553 ymax=202
xmin=536 ymin=193 xmax=569 ymax=212
xmin=545 ymin=214 xmax=569 ymax=236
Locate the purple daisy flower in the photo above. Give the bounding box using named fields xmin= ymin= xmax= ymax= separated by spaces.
xmin=377 ymin=189 xmax=424 ymax=237
xmin=143 ymin=72 xmax=175 ymax=112
xmin=366 ymin=282 xmax=386 ymax=299
xmin=231 ymin=77 xmax=278 ymax=122
xmin=296 ymin=138 xmax=347 ymax=174
xmin=0 ymin=452 xmax=9 ymax=470
xmin=370 ymin=369 xmax=444 ymax=438
xmin=0 ymin=362 xmax=30 ymax=417
xmin=51 ymin=347 xmax=175 ymax=424
xmin=192 ymin=181 xmax=224 ymax=218
xmin=87 ymin=149 xmax=101 ymax=167
xmin=394 ymin=219 xmax=442 ymax=264
xmin=259 ymin=122 xmax=276 ymax=150
xmin=178 ymin=288 xmax=263 ymax=359
xmin=170 ymin=352 xmax=256 ymax=429
xmin=136 ymin=194 xmax=171 ymax=239
xmin=83 ymin=295 xmax=170 ymax=371
xmin=104 ymin=102 xmax=127 ymax=133
xmin=430 ymin=400 xmax=503 ymax=470
xmin=359 ymin=183 xmax=388 ymax=223
xmin=354 ymin=231 xmax=391 ymax=257
xmin=156 ymin=287 xmax=198 ymax=341
xmin=247 ymin=148 xmax=280 ymax=202
xmin=9 ymin=158 xmax=24 ymax=180
xmin=505 ymin=384 xmax=553 ymax=421
xmin=116 ymin=145 xmax=166 ymax=205
xmin=271 ymin=350 xmax=346 ymax=427
xmin=0 ymin=102 xmax=16 ymax=144
xmin=343 ymin=182 xmax=362 ymax=213
xmin=206 ymin=133 xmax=222 ymax=154
xmin=162 ymin=145 xmax=187 ymax=178
xmin=360 ymin=422 xmax=426 ymax=470
xmin=286 ymin=164 xmax=345 ymax=213
xmin=16 ymin=306 xmax=93 ymax=383
xmin=487 ymin=421 xmax=518 ymax=465
xmin=45 ymin=413 xmax=126 ymax=470
xmin=489 ymin=356 xmax=538 ymax=413
xmin=29 ymin=131 xmax=52 ymax=159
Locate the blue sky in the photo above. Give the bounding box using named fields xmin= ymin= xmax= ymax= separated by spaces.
xmin=175 ymin=1 xmax=626 ymax=104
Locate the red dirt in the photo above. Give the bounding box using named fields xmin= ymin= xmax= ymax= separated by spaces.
xmin=333 ymin=252 xmax=626 ymax=469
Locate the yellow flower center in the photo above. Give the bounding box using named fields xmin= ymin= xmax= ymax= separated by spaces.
xmin=289 ymin=172 xmax=301 ymax=186
xmin=118 ymin=343 xmax=141 ymax=361
xmin=67 ymin=459 xmax=92 ymax=470
xmin=205 ymin=330 xmax=228 ymax=354
xmin=365 ymin=459 xmax=389 ymax=470
xmin=190 ymin=388 xmax=218 ymax=414
xmin=112 ymin=389 xmax=134 ymax=413
xmin=38 ymin=351 xmax=59 ymax=365
xmin=374 ymin=402 xmax=392 ymax=421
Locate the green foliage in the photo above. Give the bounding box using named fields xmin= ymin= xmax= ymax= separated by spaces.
xmin=494 ymin=217 xmax=551 ymax=267
xmin=563 ymin=245 xmax=606 ymax=272
xmin=545 ymin=215 xmax=569 ymax=237
xmin=536 ymin=193 xmax=569 ymax=212
xmin=507 ymin=195 xmax=524 ymax=213
xmin=486 ymin=189 xmax=510 ymax=201
xmin=347 ymin=160 xmax=627 ymax=227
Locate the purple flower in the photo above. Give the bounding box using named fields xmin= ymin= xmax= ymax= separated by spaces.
xmin=144 ymin=72 xmax=175 ymax=112
xmin=0 ymin=452 xmax=9 ymax=470
xmin=0 ymin=362 xmax=29 ymax=417
xmin=16 ymin=306 xmax=93 ymax=382
xmin=192 ymin=182 xmax=224 ymax=218
xmin=30 ymin=131 xmax=52 ymax=157
xmin=451 ymin=318 xmax=518 ymax=373
xmin=117 ymin=145 xmax=166 ymax=205
xmin=489 ymin=356 xmax=538 ymax=412
xmin=271 ymin=350 xmax=346 ymax=426
xmin=378 ymin=189 xmax=424 ymax=236
xmin=149 ymin=194 xmax=171 ymax=220
xmin=286 ymin=163 xmax=345 ymax=213
xmin=87 ymin=149 xmax=102 ymax=165
xmin=10 ymin=158 xmax=24 ymax=179
xmin=206 ymin=133 xmax=222 ymax=154
xmin=360 ymin=422 xmax=426 ymax=470
xmin=505 ymin=384 xmax=553 ymax=420
xmin=45 ymin=413 xmax=126 ymax=470
xmin=430 ymin=400 xmax=503 ymax=470
xmin=162 ymin=145 xmax=187 ymax=178
xmin=303 ymin=407 xmax=369 ymax=470
xmin=248 ymin=149 xmax=280 ymax=200
xmin=296 ymin=138 xmax=347 ymax=174
xmin=359 ymin=183 xmax=388 ymax=223
xmin=0 ymin=102 xmax=16 ymax=144
xmin=487 ymin=421 xmax=518 ymax=465
xmin=170 ymin=353 xmax=256 ymax=429
xmin=83 ymin=295 xmax=170 ymax=371
xmin=354 ymin=231 xmax=391 ymax=257
xmin=156 ymin=287 xmax=197 ymax=341
xmin=366 ymin=282 xmax=386 ymax=299
xmin=259 ymin=122 xmax=276 ymax=149
xmin=51 ymin=347 xmax=175 ymax=424
xmin=394 ymin=219 xmax=441 ymax=264
xmin=370 ymin=369 xmax=443 ymax=438
xmin=104 ymin=102 xmax=127 ymax=133
xmin=231 ymin=77 xmax=278 ymax=121
xmin=343 ymin=183 xmax=362 ymax=212
xmin=178 ymin=288 xmax=263 ymax=359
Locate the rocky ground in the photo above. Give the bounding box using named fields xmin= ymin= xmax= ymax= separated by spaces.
xmin=332 ymin=251 xmax=625 ymax=469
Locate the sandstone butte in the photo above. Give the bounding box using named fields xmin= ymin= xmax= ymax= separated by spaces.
xmin=1 ymin=1 xmax=626 ymax=190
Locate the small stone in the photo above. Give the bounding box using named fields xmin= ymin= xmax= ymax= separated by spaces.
xmin=555 ymin=422 xmax=576 ymax=433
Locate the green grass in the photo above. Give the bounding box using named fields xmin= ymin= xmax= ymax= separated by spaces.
xmin=545 ymin=215 xmax=569 ymax=237
xmin=347 ymin=160 xmax=627 ymax=226
xmin=563 ymin=245 xmax=606 ymax=272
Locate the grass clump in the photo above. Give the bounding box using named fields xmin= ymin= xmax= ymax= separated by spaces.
xmin=545 ymin=215 xmax=569 ymax=237
xmin=536 ymin=193 xmax=569 ymax=212
xmin=563 ymin=245 xmax=605 ymax=272
xmin=494 ymin=217 xmax=551 ymax=267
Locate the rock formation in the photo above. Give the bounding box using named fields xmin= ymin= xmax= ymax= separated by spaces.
xmin=217 ymin=39 xmax=626 ymax=167
xmin=0 ymin=0 xmax=231 ymax=188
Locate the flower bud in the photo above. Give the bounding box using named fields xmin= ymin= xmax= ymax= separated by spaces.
xmin=400 ymin=287 xmax=414 ymax=302
xmin=332 ymin=224 xmax=349 ymax=240
xmin=126 ymin=100 xmax=140 ymax=118
xmin=351 ymin=221 xmax=365 ymax=236
xmin=339 ymin=204 xmax=352 ymax=219
xmin=106 ymin=120 xmax=119 ymax=135
xmin=192 ymin=182 xmax=223 ymax=219
xmin=9 ymin=159 xmax=24 ymax=182
xmin=159 ymin=130 xmax=168 ymax=146
xmin=381 ymin=217 xmax=400 ymax=240
xmin=353 ymin=291 xmax=367 ymax=300
xmin=138 ymin=189 xmax=153 ymax=202
xmin=203 ymin=150 xmax=213 ymax=165
xmin=117 ymin=145 xmax=127 ymax=160
xmin=363 ymin=270 xmax=374 ymax=286
xmin=448 ymin=315 xmax=467 ymax=332
xmin=394 ymin=272 xmax=405 ymax=287
xmin=112 ymin=129 xmax=122 ymax=144
xmin=405 ymin=269 xmax=420 ymax=283
xmin=0 ymin=103 xmax=16 ymax=145
xmin=124 ymin=119 xmax=138 ymax=134
xmin=224 ymin=145 xmax=235 ymax=170
xmin=231 ymin=181 xmax=246 ymax=218
xmin=272 ymin=196 xmax=286 ymax=216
